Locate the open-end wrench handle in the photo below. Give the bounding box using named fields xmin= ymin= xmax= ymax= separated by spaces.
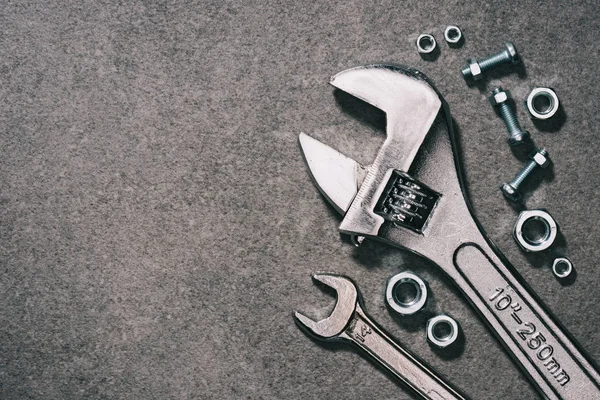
xmin=341 ymin=304 xmax=468 ymax=400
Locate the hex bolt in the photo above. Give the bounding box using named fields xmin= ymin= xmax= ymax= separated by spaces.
xmin=461 ymin=42 xmax=520 ymax=81
xmin=500 ymin=149 xmax=551 ymax=201
xmin=489 ymin=87 xmax=530 ymax=146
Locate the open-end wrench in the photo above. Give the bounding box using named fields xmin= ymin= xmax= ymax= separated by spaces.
xmin=294 ymin=272 xmax=468 ymax=400
xmin=299 ymin=65 xmax=600 ymax=399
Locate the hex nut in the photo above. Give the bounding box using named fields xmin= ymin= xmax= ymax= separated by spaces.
xmin=467 ymin=59 xmax=482 ymax=80
xmin=386 ymin=272 xmax=428 ymax=316
xmin=444 ymin=26 xmax=462 ymax=44
xmin=514 ymin=210 xmax=558 ymax=252
xmin=532 ymin=151 xmax=551 ymax=168
xmin=426 ymin=315 xmax=459 ymax=349
xmin=526 ymin=88 xmax=560 ymax=120
xmin=416 ymin=34 xmax=437 ymax=54
xmin=489 ymin=88 xmax=511 ymax=106
xmin=552 ymin=258 xmax=573 ymax=279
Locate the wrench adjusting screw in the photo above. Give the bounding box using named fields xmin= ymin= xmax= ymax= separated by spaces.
xmin=501 ymin=149 xmax=551 ymax=202
xmin=489 ymin=87 xmax=530 ymax=146
xmin=461 ymin=42 xmax=520 ymax=81
xmin=385 ymin=271 xmax=428 ymax=316
xmin=427 ymin=314 xmax=460 ymax=349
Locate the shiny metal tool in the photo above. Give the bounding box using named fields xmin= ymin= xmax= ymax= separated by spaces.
xmin=294 ymin=272 xmax=468 ymax=400
xmin=299 ymin=64 xmax=600 ymax=400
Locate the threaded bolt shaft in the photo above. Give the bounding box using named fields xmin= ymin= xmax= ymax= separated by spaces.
xmin=510 ymin=149 xmax=549 ymax=189
xmin=462 ymin=42 xmax=520 ymax=80
xmin=497 ymin=102 xmax=522 ymax=134
xmin=479 ymin=50 xmax=511 ymax=71
xmin=500 ymin=149 xmax=549 ymax=202
xmin=490 ymin=87 xmax=529 ymax=146
xmin=510 ymin=160 xmax=538 ymax=188
xmin=460 ymin=65 xmax=471 ymax=77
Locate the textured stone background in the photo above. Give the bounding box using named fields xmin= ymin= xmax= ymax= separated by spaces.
xmin=1 ymin=1 xmax=599 ymax=399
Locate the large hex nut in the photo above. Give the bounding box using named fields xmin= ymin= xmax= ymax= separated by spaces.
xmin=526 ymin=88 xmax=560 ymax=120
xmin=426 ymin=315 xmax=460 ymax=349
xmin=386 ymin=271 xmax=428 ymax=316
xmin=489 ymin=89 xmax=511 ymax=106
xmin=514 ymin=210 xmax=558 ymax=252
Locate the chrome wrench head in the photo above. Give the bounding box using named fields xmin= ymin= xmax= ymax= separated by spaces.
xmin=293 ymin=273 xmax=358 ymax=340
xmin=301 ymin=65 xmax=446 ymax=239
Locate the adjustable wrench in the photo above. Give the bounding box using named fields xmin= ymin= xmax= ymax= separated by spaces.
xmin=299 ymin=65 xmax=600 ymax=399
xmin=294 ymin=272 xmax=468 ymax=400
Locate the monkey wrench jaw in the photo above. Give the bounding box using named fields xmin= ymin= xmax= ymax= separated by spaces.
xmin=300 ymin=64 xmax=600 ymax=400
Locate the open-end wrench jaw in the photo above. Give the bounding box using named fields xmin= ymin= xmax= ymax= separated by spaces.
xmin=293 ymin=273 xmax=358 ymax=340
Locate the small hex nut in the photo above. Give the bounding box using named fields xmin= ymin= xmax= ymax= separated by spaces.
xmin=467 ymin=59 xmax=482 ymax=80
xmin=416 ymin=34 xmax=437 ymax=54
xmin=426 ymin=315 xmax=459 ymax=349
xmin=532 ymin=150 xmax=551 ymax=168
xmin=444 ymin=26 xmax=462 ymax=44
xmin=514 ymin=209 xmax=558 ymax=252
xmin=552 ymin=258 xmax=573 ymax=279
xmin=489 ymin=88 xmax=511 ymax=106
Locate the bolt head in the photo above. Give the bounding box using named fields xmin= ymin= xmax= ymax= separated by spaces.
xmin=467 ymin=59 xmax=482 ymax=80
xmin=505 ymin=42 xmax=520 ymax=64
xmin=489 ymin=88 xmax=511 ymax=106
xmin=532 ymin=149 xmax=551 ymax=168
xmin=500 ymin=183 xmax=521 ymax=202
xmin=508 ymin=130 xmax=530 ymax=147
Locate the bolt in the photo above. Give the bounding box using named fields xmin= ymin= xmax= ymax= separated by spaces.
xmin=500 ymin=149 xmax=551 ymax=201
xmin=461 ymin=42 xmax=520 ymax=81
xmin=489 ymin=87 xmax=530 ymax=146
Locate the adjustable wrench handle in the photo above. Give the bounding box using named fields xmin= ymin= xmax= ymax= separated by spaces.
xmin=341 ymin=304 xmax=467 ymax=400
xmin=453 ymin=242 xmax=600 ymax=400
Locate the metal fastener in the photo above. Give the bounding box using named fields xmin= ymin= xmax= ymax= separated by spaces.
xmin=385 ymin=271 xmax=428 ymax=316
xmin=514 ymin=209 xmax=558 ymax=252
xmin=426 ymin=314 xmax=460 ymax=349
xmin=444 ymin=26 xmax=462 ymax=45
xmin=416 ymin=34 xmax=437 ymax=55
xmin=489 ymin=87 xmax=530 ymax=146
xmin=526 ymin=87 xmax=560 ymax=120
xmin=461 ymin=42 xmax=520 ymax=81
xmin=500 ymin=149 xmax=551 ymax=202
xmin=552 ymin=257 xmax=573 ymax=279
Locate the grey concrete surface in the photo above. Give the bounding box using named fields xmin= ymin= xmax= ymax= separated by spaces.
xmin=1 ymin=1 xmax=599 ymax=399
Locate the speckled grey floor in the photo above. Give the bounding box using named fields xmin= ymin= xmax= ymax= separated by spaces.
xmin=1 ymin=1 xmax=599 ymax=399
